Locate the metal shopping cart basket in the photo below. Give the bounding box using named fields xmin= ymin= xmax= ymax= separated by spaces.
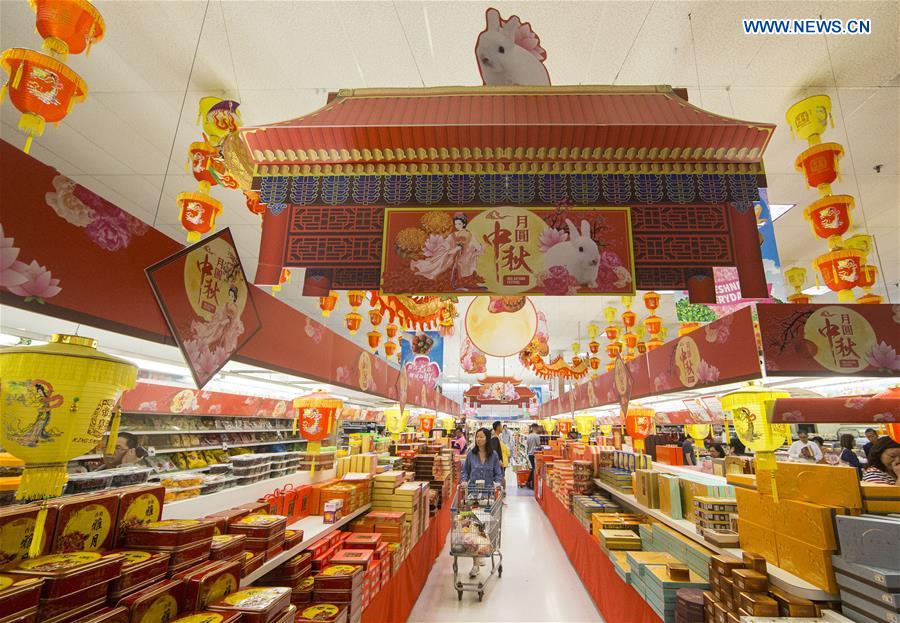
xmin=448 ymin=483 xmax=503 ymax=601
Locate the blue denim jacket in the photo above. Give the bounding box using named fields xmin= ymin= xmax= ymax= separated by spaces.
xmin=460 ymin=450 xmax=504 ymax=486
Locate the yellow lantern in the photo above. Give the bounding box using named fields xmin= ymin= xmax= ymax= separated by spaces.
xmin=587 ymin=324 xmax=600 ymax=341
xmin=721 ymin=383 xmax=790 ymax=498
xmin=540 ymin=418 xmax=554 ymax=434
xmin=598 ymin=424 xmax=612 ymax=436
xmin=0 ymin=334 xmax=137 ymax=501
xmin=384 ymin=406 xmax=409 ymax=439
xmin=685 ymin=424 xmax=711 ymax=442
xmin=575 ymin=414 xmax=595 ymax=437
xmin=440 ymin=416 xmax=456 ymax=432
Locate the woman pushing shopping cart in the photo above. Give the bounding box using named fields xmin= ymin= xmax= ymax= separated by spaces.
xmin=450 ymin=427 xmax=504 ymax=601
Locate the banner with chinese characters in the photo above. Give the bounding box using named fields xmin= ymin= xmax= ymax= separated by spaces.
xmin=758 ymin=303 xmax=900 ymax=376
xmin=400 ymin=330 xmax=444 ymax=390
xmin=380 ymin=206 xmax=635 ymax=295
xmin=146 ymin=228 xmax=262 ymax=388
xmin=121 ymin=382 xmax=291 ymax=417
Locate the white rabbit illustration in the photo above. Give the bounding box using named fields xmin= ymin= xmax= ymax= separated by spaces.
xmin=543 ymin=219 xmax=601 ymax=287
xmin=476 ymin=8 xmax=551 ymax=86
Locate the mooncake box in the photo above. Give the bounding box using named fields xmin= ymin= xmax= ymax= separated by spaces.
xmin=5 ymin=551 xmax=124 ymax=599
xmin=836 ymin=515 xmax=900 ymax=571
xmin=209 ymin=534 xmax=246 ymax=561
xmin=181 ymin=558 xmax=242 ymax=611
xmin=75 ymin=606 xmax=130 ymax=623
xmin=38 ymin=580 xmax=111 ymax=620
xmin=43 ymin=596 xmax=108 ymax=623
xmin=832 ymin=553 xmax=900 ymax=590
xmin=116 ymin=579 xmax=184 ymax=623
xmin=271 ymin=604 xmax=296 ymax=623
xmin=0 ymin=575 xmax=42 ymax=619
xmin=154 ymin=538 xmax=213 ymax=568
xmin=51 ymin=492 xmax=120 ymax=553
xmin=207 ymin=586 xmax=291 ymax=623
xmin=125 ymin=520 xmax=216 ymax=549
xmin=314 ymin=565 xmax=364 ymax=591
xmin=294 ymin=603 xmax=348 ymax=623
xmin=204 ymin=510 xmax=251 ymax=535
xmin=290 ymin=576 xmax=315 ymax=604
xmin=239 ymin=551 xmax=265 ymax=578
xmin=0 ymin=505 xmax=58 ymax=564
xmin=113 ymin=486 xmax=166 ymax=548
xmin=227 ymin=515 xmax=287 ymax=540
xmin=107 ymin=550 xmax=170 ymax=596
xmin=283 ymin=530 xmax=303 ymax=550
xmin=329 ymin=550 xmax=374 ymax=569
xmin=168 ymin=612 xmax=241 ymax=623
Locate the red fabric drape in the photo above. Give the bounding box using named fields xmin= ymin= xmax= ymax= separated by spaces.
xmin=361 ymin=502 xmax=452 ymax=623
xmin=537 ymin=479 xmax=662 ymax=623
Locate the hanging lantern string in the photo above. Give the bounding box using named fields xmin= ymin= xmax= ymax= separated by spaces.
xmin=151 ymin=0 xmax=212 ymax=228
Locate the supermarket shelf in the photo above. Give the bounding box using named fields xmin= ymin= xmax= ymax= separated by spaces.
xmin=591 ymin=478 xmax=839 ymax=601
xmin=241 ymin=503 xmax=373 ymax=586
xmin=651 ymin=463 xmax=729 ymax=485
xmin=123 ymin=411 xmax=294 ymax=420
xmin=148 ymin=467 xmax=212 ymax=479
xmin=123 ymin=428 xmax=297 ymax=435
xmin=162 ymin=468 xmax=337 ymax=519
xmin=71 ymin=454 xmax=102 ymax=461
xmin=149 ymin=440 xmax=302 ymax=454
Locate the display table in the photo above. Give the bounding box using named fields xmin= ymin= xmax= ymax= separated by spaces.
xmin=537 ymin=477 xmax=662 ymax=623
xmin=361 ymin=501 xmax=452 ymax=623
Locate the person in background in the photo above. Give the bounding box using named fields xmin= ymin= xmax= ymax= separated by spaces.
xmin=862 ymin=437 xmax=900 ymax=485
xmin=491 ymin=421 xmax=510 ymax=497
xmin=682 ymin=435 xmax=697 ymax=466
xmin=862 ymin=428 xmax=878 ymax=458
xmin=728 ymin=436 xmax=747 ymax=456
xmin=788 ymin=430 xmax=823 ymax=462
xmin=810 ymin=436 xmax=827 ymax=463
xmin=525 ymin=423 xmax=541 ymax=489
xmin=839 ymin=433 xmax=863 ymax=477
xmin=451 ymin=428 xmax=467 ymax=454
xmin=567 ymin=428 xmax=580 ymax=440
xmin=103 ymin=432 xmax=144 ymax=469
xmin=500 ymin=424 xmax=513 ymax=453
xmin=708 ymin=444 xmax=726 ymax=459
xmin=459 ymin=427 xmax=504 ymax=577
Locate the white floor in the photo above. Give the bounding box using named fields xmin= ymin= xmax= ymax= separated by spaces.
xmin=408 ymin=474 xmax=604 ymax=623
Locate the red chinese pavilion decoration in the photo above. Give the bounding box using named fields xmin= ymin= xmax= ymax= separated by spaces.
xmin=464 ymin=376 xmax=536 ymax=408
xmin=229 ymin=85 xmax=775 ymax=303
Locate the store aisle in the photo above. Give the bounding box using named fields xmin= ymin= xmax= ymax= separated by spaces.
xmin=408 ymin=475 xmax=603 ymax=623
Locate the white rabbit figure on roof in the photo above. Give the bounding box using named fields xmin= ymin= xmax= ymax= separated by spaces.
xmin=476 ymin=8 xmax=551 ymax=86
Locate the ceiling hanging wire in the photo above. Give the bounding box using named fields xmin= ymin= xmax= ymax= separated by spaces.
xmin=687 ymin=12 xmax=704 ymax=108
xmin=151 ymin=0 xmax=212 ymax=228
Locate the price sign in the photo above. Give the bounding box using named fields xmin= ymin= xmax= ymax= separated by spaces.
xmin=147 ymin=446 xmax=156 ymax=457
xmin=222 ymin=441 xmax=229 ymax=451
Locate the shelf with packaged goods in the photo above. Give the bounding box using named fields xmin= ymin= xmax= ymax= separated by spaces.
xmin=240 ymin=503 xmax=373 ymax=586
xmin=70 ymin=439 xmax=305 ymax=459
xmin=651 ymin=462 xmax=729 ymax=485
xmin=591 ymin=477 xmax=838 ymax=601
xmin=162 ymin=468 xmax=338 ymax=519
xmin=122 ymin=428 xmax=298 ymax=435
xmin=123 ymin=411 xmax=295 ymax=420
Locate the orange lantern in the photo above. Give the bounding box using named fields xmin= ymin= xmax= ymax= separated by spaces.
xmin=606 ymin=343 xmax=621 ymax=359
xmin=815 ymin=248 xmax=865 ymax=302
xmin=804 ymin=195 xmax=854 ymax=246
xmin=622 ymin=310 xmax=636 ymax=329
xmin=557 ymin=420 xmax=573 ymax=435
xmin=386 ymin=324 xmax=399 ymax=339
xmin=419 ymin=414 xmax=435 ymax=434
xmin=588 ymin=340 xmax=600 ymax=355
xmin=0 ymin=49 xmax=87 ymax=153
xmin=347 ymin=290 xmax=365 ymax=309
xmin=177 ymin=192 xmax=222 ymax=242
xmin=188 ymin=142 xmax=219 ymax=191
xmin=572 ymin=355 xmax=583 ymax=368
xmin=643 ymin=291 xmax=660 ymax=311
xmin=319 ymin=291 xmax=338 ymax=317
xmin=384 ymin=341 xmax=398 ymax=357
xmin=795 ymin=142 xmax=843 ymax=190
xmin=625 ymin=406 xmax=655 ymax=452
xmin=605 ymin=326 xmax=619 ymax=341
xmin=855 ymin=264 xmax=877 ymax=290
xmin=623 ymin=332 xmax=638 ymax=350
xmin=886 ymin=423 xmax=900 ymax=444
xmin=344 ymin=311 xmax=363 ymax=335
xmin=589 ymin=356 xmax=601 ymax=371
xmin=624 ymin=352 xmax=635 ymax=363
xmin=30 ymin=0 xmax=105 ymax=58
xmin=366 ymin=330 xmax=381 ymax=351
xmin=271 ymin=268 xmax=291 ymax=293
xmin=293 ymin=391 xmax=342 ymax=442
xmin=636 ymin=342 xmax=647 ymax=355
xmin=369 ymin=309 xmax=383 ymax=327
xmin=646 ymin=338 xmax=664 ymax=351
xmin=644 ymin=315 xmax=662 ymax=336
xmin=606 ymin=362 xmax=615 ymax=372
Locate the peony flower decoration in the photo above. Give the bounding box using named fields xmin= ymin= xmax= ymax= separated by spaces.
xmin=705 ymin=314 xmax=733 ymax=343
xmin=538 ymin=227 xmax=568 ymax=252
xmin=613 ymin=266 xmax=632 ymax=289
xmin=45 ymin=175 xmax=95 ymax=227
xmin=866 ymin=341 xmax=900 ymax=372
xmin=6 ymin=259 xmax=61 ymax=302
xmin=780 ymin=411 xmax=805 ymax=423
xmin=539 ymin=265 xmax=577 ymax=295
xmin=0 ymin=225 xmax=27 ymax=289
xmin=305 ymin=317 xmax=324 ymax=344
xmin=843 ymin=397 xmax=868 ymax=410
xmin=697 ymin=359 xmax=721 ymax=383
xmin=596 ymin=250 xmax=624 ymax=288
xmin=893 ymin=305 xmax=900 ymax=325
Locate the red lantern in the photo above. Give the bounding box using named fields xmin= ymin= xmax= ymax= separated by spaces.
xmin=589 ymin=356 xmax=600 ymax=371
xmin=557 ymin=420 xmax=573 ymax=435
xmin=815 ymin=248 xmax=864 ymax=302
xmin=188 ymin=142 xmax=219 ymax=190
xmin=30 ymin=0 xmax=105 ymax=58
xmin=804 ymin=195 xmax=854 ymax=245
xmin=605 ymin=326 xmax=619 ymax=341
xmin=644 ymin=315 xmax=662 ymax=336
xmin=636 ymin=342 xmax=647 ymax=355
xmin=177 ymin=192 xmax=222 ymax=242
xmin=419 ymin=414 xmax=435 ymax=434
xmin=646 ymin=338 xmax=664 ymax=351
xmin=623 ymin=332 xmax=638 ymax=350
xmin=795 ymin=142 xmax=843 ymax=189
xmin=271 ymin=268 xmax=291 ymax=292
xmin=572 ymin=355 xmax=583 ymax=368
xmin=319 ymin=291 xmax=338 ymax=317
xmin=386 ymin=324 xmax=399 ymax=339
xmin=625 ymin=407 xmax=654 ymax=451
xmin=384 ymin=341 xmax=398 ymax=357
xmin=621 ymin=310 xmax=636 ymax=329
xmin=1 ymin=49 xmax=87 ymax=153
xmin=588 ymin=341 xmax=600 ymax=354
xmin=294 ymin=391 xmax=342 ymax=442
xmin=856 ymin=264 xmax=877 ymax=290
xmin=347 ymin=290 xmax=365 ymax=308
xmin=369 ymin=309 xmax=383 ymax=327
xmin=606 ymin=343 xmax=621 ymax=359
xmin=366 ymin=330 xmax=381 ymax=351
xmin=344 ymin=311 xmax=363 ymax=335
xmin=643 ymin=291 xmax=660 ymax=311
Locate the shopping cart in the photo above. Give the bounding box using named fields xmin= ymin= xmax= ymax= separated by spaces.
xmin=448 ymin=483 xmax=503 ymax=601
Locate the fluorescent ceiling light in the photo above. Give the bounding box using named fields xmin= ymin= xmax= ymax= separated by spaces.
xmin=802 ymin=285 xmax=831 ymax=296
xmin=769 ymin=204 xmax=797 ymax=221
xmin=122 ymin=356 xmax=191 ymax=377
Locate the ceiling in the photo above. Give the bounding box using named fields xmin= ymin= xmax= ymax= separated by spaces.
xmin=1 ymin=1 xmax=898 ymax=403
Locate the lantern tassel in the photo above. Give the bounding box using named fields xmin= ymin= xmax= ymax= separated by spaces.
xmin=0 ymin=82 xmax=6 ymax=104
xmin=292 ymin=412 xmax=298 ymax=435
xmin=308 ymin=440 xmax=320 ymax=476
xmin=16 ymin=463 xmax=68 ymax=501
xmin=106 ymin=407 xmax=121 ymax=456
xmin=28 ymin=504 xmax=49 ymax=559
xmin=23 ymin=133 xmax=33 ymax=154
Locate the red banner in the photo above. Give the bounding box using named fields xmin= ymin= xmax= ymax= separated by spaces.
xmin=0 ymin=142 xmax=460 ymax=414
xmin=758 ymin=303 xmax=900 ymax=377
xmin=146 ymin=229 xmax=262 ymax=388
xmin=120 ymin=382 xmax=291 ymax=417
xmin=381 ymin=206 xmax=635 ymax=295
xmin=771 ymin=395 xmax=899 ymax=424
